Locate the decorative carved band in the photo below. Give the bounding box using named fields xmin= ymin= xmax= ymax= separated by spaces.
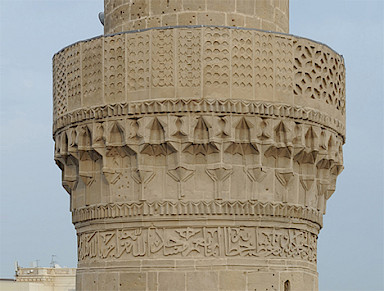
xmin=53 ymin=99 xmax=345 ymax=138
xmin=72 ymin=200 xmax=323 ymax=226
xmin=53 ymin=26 xmax=345 ymax=124
xmin=78 ymin=226 xmax=317 ymax=263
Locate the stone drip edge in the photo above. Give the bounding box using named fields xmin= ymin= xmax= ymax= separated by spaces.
xmin=72 ymin=200 xmax=323 ymax=228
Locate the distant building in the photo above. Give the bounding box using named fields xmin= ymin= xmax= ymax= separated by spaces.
xmin=0 ymin=264 xmax=75 ymax=291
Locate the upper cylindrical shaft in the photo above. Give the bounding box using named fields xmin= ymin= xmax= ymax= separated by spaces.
xmin=104 ymin=0 xmax=289 ymax=34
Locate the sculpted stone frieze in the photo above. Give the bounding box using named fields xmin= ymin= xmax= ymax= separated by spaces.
xmin=78 ymin=226 xmax=317 ymax=262
xmin=54 ymin=111 xmax=343 ymax=215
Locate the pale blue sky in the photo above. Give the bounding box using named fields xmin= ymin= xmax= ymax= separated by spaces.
xmin=0 ymin=1 xmax=383 ymax=290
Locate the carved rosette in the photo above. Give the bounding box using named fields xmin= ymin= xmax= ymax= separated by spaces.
xmin=53 ymin=25 xmax=345 ymax=291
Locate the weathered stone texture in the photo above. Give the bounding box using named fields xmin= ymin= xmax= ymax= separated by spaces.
xmin=53 ymin=0 xmax=345 ymax=290
xmin=104 ymin=0 xmax=289 ymax=34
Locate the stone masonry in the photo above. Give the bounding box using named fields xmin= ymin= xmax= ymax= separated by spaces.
xmin=52 ymin=1 xmax=345 ymax=290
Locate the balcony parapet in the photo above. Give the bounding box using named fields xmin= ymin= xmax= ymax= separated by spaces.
xmin=53 ymin=26 xmax=345 ymax=138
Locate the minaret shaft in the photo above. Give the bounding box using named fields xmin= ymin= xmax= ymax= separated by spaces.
xmin=53 ymin=1 xmax=345 ymax=290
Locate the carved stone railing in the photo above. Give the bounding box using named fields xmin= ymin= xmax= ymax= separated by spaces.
xmin=53 ymin=26 xmax=345 ymax=136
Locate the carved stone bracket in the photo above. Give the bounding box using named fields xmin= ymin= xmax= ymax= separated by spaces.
xmin=131 ymin=167 xmax=155 ymax=201
xmin=167 ymin=166 xmax=195 ymax=199
xmin=206 ymin=164 xmax=233 ymax=200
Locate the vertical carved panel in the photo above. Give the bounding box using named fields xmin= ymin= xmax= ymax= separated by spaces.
xmin=66 ymin=43 xmax=81 ymax=111
xmin=293 ymin=40 xmax=321 ymax=100
xmin=232 ymin=30 xmax=253 ymax=99
xmin=152 ymin=29 xmax=174 ymax=88
xmin=293 ymin=39 xmax=345 ymax=115
xmin=177 ymin=29 xmax=201 ymax=88
xmin=82 ymin=39 xmax=103 ymax=106
xmin=275 ymin=35 xmax=293 ymax=102
xmin=333 ymin=54 xmax=346 ymax=114
xmin=127 ymin=32 xmax=150 ymax=92
xmin=53 ymin=50 xmax=67 ymax=119
xmin=104 ymin=35 xmax=125 ymax=103
xmin=203 ymin=28 xmax=230 ymax=98
xmin=254 ymin=32 xmax=274 ymax=98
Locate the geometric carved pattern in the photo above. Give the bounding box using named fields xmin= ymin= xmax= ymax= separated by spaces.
xmin=53 ymin=26 xmax=346 ymax=124
xmin=82 ymin=38 xmax=102 ymax=105
xmin=232 ymin=30 xmax=253 ymax=96
xmin=52 ymin=50 xmax=67 ymax=119
xmin=104 ymin=35 xmax=125 ymax=103
xmin=55 ymin=110 xmax=343 ymax=216
xmin=152 ymin=29 xmax=174 ymax=87
xmin=65 ymin=43 xmax=81 ymax=112
xmin=204 ymin=28 xmax=230 ymax=89
xmin=178 ymin=29 xmax=201 ymax=88
xmin=78 ymin=226 xmax=317 ymax=262
xmin=293 ymin=38 xmax=346 ymax=114
xmin=255 ymin=32 xmax=274 ymax=97
xmin=127 ymin=32 xmax=150 ymax=91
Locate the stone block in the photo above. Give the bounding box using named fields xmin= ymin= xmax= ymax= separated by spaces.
xmin=162 ymin=14 xmax=178 ymax=26
xmin=75 ymin=273 xmax=82 ymax=291
xmin=178 ymin=12 xmax=197 ymax=26
xmin=275 ymin=8 xmax=288 ymax=32
xmin=247 ymin=271 xmax=279 ymax=291
xmin=219 ymin=271 xmax=246 ymax=291
xmin=245 ymin=15 xmax=261 ymax=29
xmin=81 ymin=272 xmax=98 ymax=291
xmin=147 ymin=272 xmax=158 ymax=291
xmin=186 ymin=271 xmax=218 ymax=291
xmin=182 ymin=0 xmax=206 ymax=11
xmin=236 ymin=0 xmax=255 ymax=15
xmin=207 ymin=0 xmax=235 ymax=13
xmin=120 ymin=272 xmax=147 ymax=290
xmin=130 ymin=0 xmax=149 ymax=20
xmin=151 ymin=0 xmax=182 ymax=15
xmin=279 ymin=272 xmax=318 ymax=291
xmin=158 ymin=272 xmax=186 ymax=290
xmin=261 ymin=19 xmax=277 ymax=31
xmin=130 ymin=18 xmax=147 ymax=30
xmin=256 ymin=0 xmax=276 ymax=22
xmin=228 ymin=13 xmax=245 ymax=27
xmin=98 ymin=272 xmax=119 ymax=290
xmin=197 ymin=12 xmax=226 ymax=26
xmin=147 ymin=15 xmax=162 ymax=27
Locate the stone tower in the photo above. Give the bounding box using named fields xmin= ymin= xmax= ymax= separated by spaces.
xmin=52 ymin=1 xmax=345 ymax=290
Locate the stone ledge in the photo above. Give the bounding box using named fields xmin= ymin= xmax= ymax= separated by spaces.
xmin=72 ymin=200 xmax=323 ymax=227
xmin=53 ymin=99 xmax=345 ymax=139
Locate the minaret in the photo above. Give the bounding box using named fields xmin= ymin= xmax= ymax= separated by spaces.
xmin=53 ymin=1 xmax=345 ymax=290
